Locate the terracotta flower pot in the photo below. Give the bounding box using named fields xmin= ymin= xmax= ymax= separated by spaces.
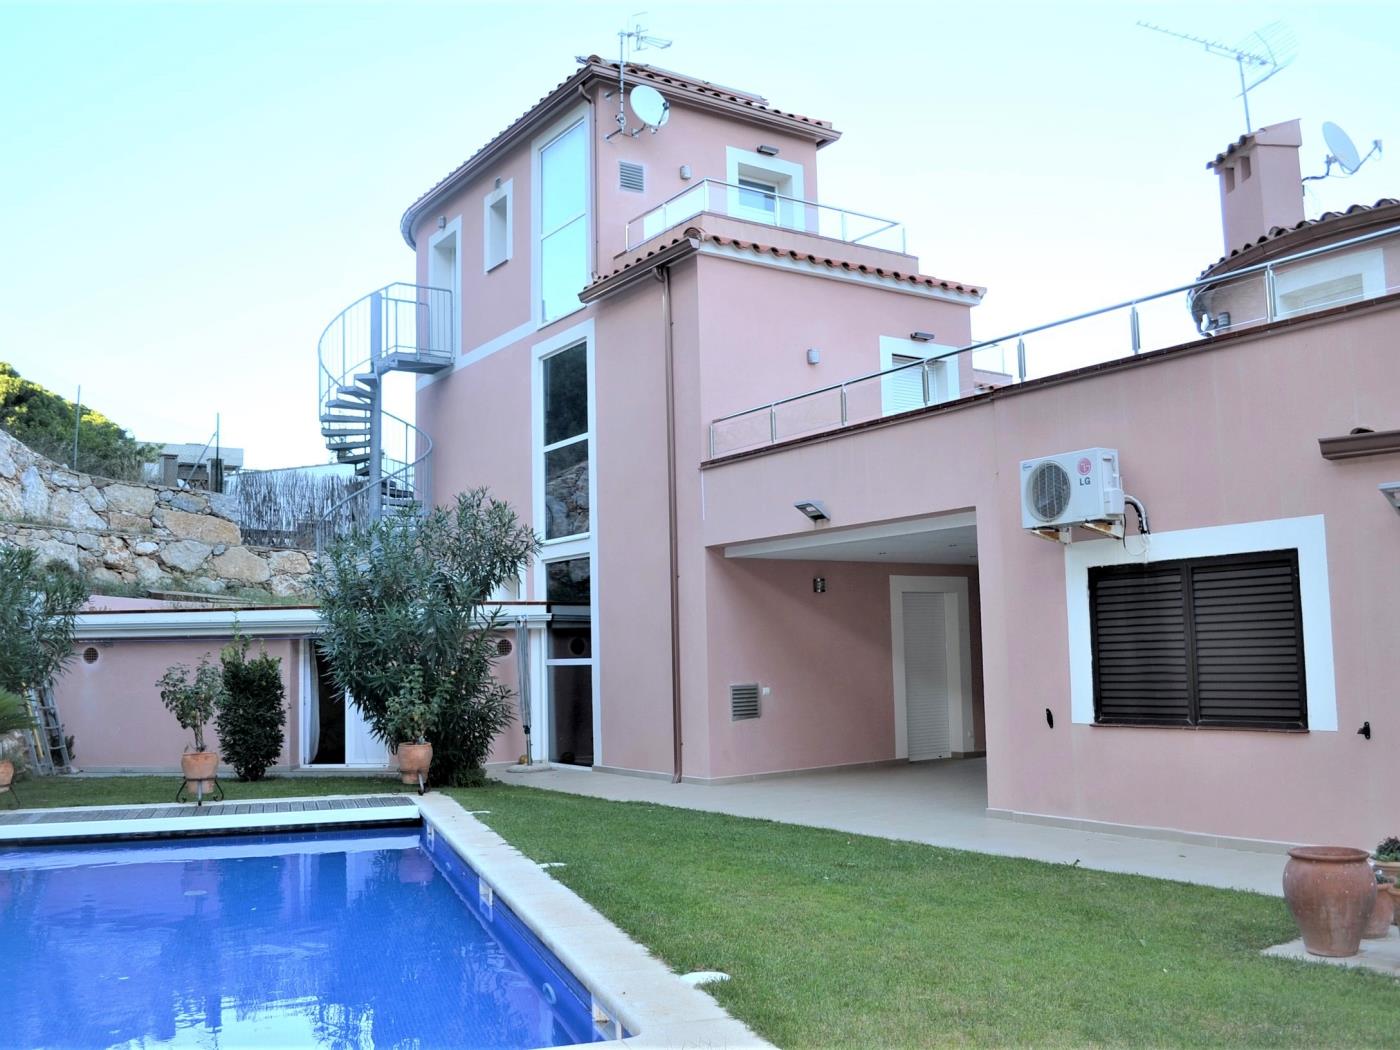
xmin=1282 ymin=846 xmax=1376 ymax=957
xmin=397 ymin=742 xmax=433 ymax=785
xmin=0 ymin=760 xmax=13 ymax=790
xmin=1363 ymin=881 xmax=1396 ymax=938
xmin=180 ymin=750 xmax=219 ymax=794
xmin=1374 ymin=858 xmax=1400 ymax=883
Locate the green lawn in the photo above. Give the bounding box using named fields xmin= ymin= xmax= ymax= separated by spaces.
xmin=11 ymin=776 xmax=1398 ymax=1046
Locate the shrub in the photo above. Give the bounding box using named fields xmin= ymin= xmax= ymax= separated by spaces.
xmin=216 ymin=634 xmax=286 ymax=781
xmin=156 ymin=658 xmax=223 ymax=753
xmin=0 ymin=547 xmax=85 ymax=695
xmin=384 ymin=667 xmax=434 ymax=746
xmin=313 ymin=489 xmax=539 ymax=787
xmin=0 ymin=689 xmax=36 ymax=768
xmin=1375 ymin=837 xmax=1400 ymax=862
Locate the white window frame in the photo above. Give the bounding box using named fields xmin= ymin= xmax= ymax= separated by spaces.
xmin=1273 ymin=247 xmax=1384 ymax=318
xmin=483 ymin=179 xmax=513 ymax=273
xmin=725 ymin=147 xmax=805 ymax=230
xmin=530 ymin=316 xmax=601 ymax=765
xmin=532 ymin=105 xmax=592 ymax=329
xmin=879 ymin=335 xmax=959 ymax=416
xmin=1064 ymin=515 xmax=1337 ymax=730
xmin=427 ymin=216 xmax=462 ymax=357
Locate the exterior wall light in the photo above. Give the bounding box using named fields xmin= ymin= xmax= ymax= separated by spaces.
xmin=1381 ymin=481 xmax=1400 ymax=514
xmin=437 ymin=216 xmax=447 ymax=229
xmin=910 ymin=331 xmax=937 ymax=342
xmin=757 ymin=144 xmax=781 ymax=156
xmin=806 ymin=347 xmax=820 ymax=365
xmin=794 ymin=499 xmax=828 ymax=522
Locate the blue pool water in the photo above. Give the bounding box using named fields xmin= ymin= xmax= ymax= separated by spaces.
xmin=0 ymin=825 xmax=605 ymax=1049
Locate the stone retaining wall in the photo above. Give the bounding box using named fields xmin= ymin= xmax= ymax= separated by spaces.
xmin=0 ymin=428 xmax=314 ymax=597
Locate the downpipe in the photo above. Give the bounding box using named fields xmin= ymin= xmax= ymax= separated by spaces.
xmin=660 ymin=265 xmax=684 ymax=784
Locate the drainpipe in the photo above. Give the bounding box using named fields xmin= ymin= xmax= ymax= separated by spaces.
xmin=660 ymin=265 xmax=684 ymax=783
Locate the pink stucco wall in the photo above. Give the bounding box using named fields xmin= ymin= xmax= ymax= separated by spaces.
xmin=698 ymin=297 xmax=1400 ymax=846
xmin=56 ymin=637 xmax=301 ymax=774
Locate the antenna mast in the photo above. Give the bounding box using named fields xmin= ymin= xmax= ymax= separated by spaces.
xmin=1137 ymin=20 xmax=1295 ymax=134
xmin=609 ymin=13 xmax=672 ymax=140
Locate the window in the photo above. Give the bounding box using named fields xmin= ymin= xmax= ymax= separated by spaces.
xmin=546 ymin=557 xmax=590 ymax=605
xmin=539 ymin=119 xmax=588 ymax=324
xmin=879 ymin=336 xmax=957 ymax=416
xmin=541 ymin=343 xmax=588 ymax=540
xmin=1089 ymin=550 xmax=1306 ymax=730
xmin=484 ymin=181 xmax=512 ymax=272
xmin=1272 ymin=247 xmax=1383 ymax=319
xmin=737 ymin=177 xmax=777 ymax=218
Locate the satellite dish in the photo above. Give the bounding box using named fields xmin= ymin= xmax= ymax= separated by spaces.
xmin=629 ymin=84 xmax=670 ymax=129
xmin=1323 ymin=121 xmax=1362 ymax=174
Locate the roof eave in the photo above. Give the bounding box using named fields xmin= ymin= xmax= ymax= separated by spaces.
xmin=579 ymin=235 xmax=702 ymax=303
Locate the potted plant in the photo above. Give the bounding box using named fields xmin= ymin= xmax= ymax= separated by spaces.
xmin=386 ymin=668 xmax=434 ymax=791
xmin=157 ymin=659 xmax=225 ymax=795
xmin=0 ymin=690 xmax=36 ymax=794
xmin=1373 ymin=836 xmax=1400 ymax=881
xmin=1363 ymin=872 xmax=1396 ymax=938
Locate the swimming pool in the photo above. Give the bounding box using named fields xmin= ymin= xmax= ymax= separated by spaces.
xmin=0 ymin=824 xmax=608 ymax=1048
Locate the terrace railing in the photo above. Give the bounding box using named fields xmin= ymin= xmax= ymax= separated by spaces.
xmin=625 ymin=179 xmax=906 ymax=254
xmin=708 ymin=222 xmax=1400 ymax=458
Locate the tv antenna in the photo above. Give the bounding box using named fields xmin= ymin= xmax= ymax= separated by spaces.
xmin=1137 ymin=20 xmax=1296 ymax=134
xmin=606 ymin=13 xmax=672 ymax=141
xmin=1303 ymin=121 xmax=1383 ymax=182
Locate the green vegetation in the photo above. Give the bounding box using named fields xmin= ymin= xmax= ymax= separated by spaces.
xmin=156 ymin=658 xmax=222 ymax=753
xmin=312 ymin=489 xmax=538 ymax=786
xmin=0 ymin=362 xmax=158 ymax=481
xmin=215 ymin=634 xmax=286 ymax=781
xmin=13 ymin=776 xmax=1397 ymax=1046
xmin=0 ymin=546 xmax=85 ymax=695
xmin=1376 ymin=836 xmax=1400 ymax=862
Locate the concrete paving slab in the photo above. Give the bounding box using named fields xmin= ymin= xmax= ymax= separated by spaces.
xmin=1263 ymin=928 xmax=1400 ymax=977
xmin=494 ymin=759 xmax=1290 ymax=896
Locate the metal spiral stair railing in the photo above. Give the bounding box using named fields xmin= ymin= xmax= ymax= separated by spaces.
xmin=315 ymin=283 xmax=453 ymax=549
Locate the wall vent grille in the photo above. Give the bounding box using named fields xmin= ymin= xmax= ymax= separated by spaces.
xmin=619 ymin=161 xmax=645 ymax=193
xmin=730 ymin=683 xmax=760 ymax=721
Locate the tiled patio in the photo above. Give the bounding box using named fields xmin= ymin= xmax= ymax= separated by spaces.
xmin=496 ymin=759 xmax=1289 ymax=896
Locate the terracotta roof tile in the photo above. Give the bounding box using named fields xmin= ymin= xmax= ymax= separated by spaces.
xmin=587 ymin=226 xmax=985 ymax=299
xmin=1201 ymin=198 xmax=1400 ymax=275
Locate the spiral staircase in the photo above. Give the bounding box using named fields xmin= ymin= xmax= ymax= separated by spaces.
xmin=315 ymin=283 xmax=453 ymax=547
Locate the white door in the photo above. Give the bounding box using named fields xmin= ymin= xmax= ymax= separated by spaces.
xmin=902 ymin=592 xmax=953 ymax=761
xmin=345 ymin=702 xmax=391 ymax=767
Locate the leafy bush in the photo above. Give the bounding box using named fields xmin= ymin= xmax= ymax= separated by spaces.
xmin=0 ymin=362 xmax=158 ymax=481
xmin=313 ymin=489 xmax=539 ymax=787
xmin=216 ymin=634 xmax=286 ymax=781
xmin=1375 ymin=837 xmax=1400 ymax=862
xmin=156 ymin=658 xmax=223 ymax=753
xmin=384 ymin=667 xmax=434 ymax=746
xmin=0 ymin=689 xmax=36 ymax=766
xmin=0 ymin=547 xmax=85 ymax=694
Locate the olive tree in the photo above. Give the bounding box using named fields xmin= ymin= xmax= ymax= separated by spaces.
xmin=312 ymin=489 xmax=539 ymax=787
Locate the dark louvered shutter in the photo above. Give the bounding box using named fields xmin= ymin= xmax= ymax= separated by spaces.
xmin=1191 ymin=553 xmax=1305 ymax=728
xmin=1090 ymin=565 xmax=1191 ymax=724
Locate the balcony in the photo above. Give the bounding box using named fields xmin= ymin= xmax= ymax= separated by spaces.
xmin=625 ymin=179 xmax=906 ymax=255
xmin=708 ymin=222 xmax=1400 ymax=458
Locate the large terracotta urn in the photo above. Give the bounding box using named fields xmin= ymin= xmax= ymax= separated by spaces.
xmin=181 ymin=750 xmax=219 ymax=795
xmin=1363 ymin=880 xmax=1396 ymax=938
xmin=397 ymin=742 xmax=433 ymax=786
xmin=1282 ymin=846 xmax=1376 ymax=957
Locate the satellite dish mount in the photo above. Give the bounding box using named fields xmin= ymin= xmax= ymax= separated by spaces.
xmin=1303 ymin=121 xmax=1383 ymax=182
xmin=606 ymin=14 xmax=673 ymax=141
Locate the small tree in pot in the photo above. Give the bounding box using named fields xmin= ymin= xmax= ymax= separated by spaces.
xmin=385 ymin=666 xmax=436 ymax=790
xmin=157 ymin=658 xmax=225 ymax=792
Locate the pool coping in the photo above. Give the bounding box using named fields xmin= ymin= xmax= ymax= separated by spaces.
xmin=417 ymin=794 xmax=771 ymax=1049
xmin=0 ymin=793 xmax=419 ymax=844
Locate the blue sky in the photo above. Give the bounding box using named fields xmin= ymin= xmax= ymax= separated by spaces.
xmin=2 ymin=0 xmax=1395 ymax=468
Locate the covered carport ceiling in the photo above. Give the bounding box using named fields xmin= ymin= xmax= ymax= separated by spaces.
xmin=723 ymin=512 xmax=978 ymax=565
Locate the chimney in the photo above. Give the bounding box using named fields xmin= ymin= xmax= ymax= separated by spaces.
xmin=1206 ymin=119 xmax=1305 ymax=256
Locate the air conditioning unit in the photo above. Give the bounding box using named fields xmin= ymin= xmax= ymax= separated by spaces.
xmin=1020 ymin=448 xmax=1124 ymax=533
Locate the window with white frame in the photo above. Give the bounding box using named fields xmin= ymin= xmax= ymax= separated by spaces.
xmin=1273 ymin=247 xmax=1384 ymax=318
xmin=726 ymin=147 xmax=805 ymax=230
xmin=879 ymin=336 xmax=958 ymax=417
xmin=484 ymin=181 xmax=512 ymax=272
xmin=539 ymin=120 xmax=589 ymax=324
xmin=541 ymin=342 xmax=589 ymax=540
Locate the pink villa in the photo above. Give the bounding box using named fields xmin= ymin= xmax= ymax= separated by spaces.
xmin=53 ymin=58 xmax=1399 ymax=851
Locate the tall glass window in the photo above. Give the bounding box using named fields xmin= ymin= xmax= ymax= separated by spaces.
xmin=542 ymin=343 xmax=588 ymax=540
xmin=539 ymin=120 xmax=588 ymax=323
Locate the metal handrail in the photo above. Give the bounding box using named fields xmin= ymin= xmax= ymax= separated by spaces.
xmin=625 ymin=178 xmax=906 ymax=253
xmin=314 ymin=408 xmax=430 ymax=550
xmin=709 ymin=221 xmax=1400 ymax=447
